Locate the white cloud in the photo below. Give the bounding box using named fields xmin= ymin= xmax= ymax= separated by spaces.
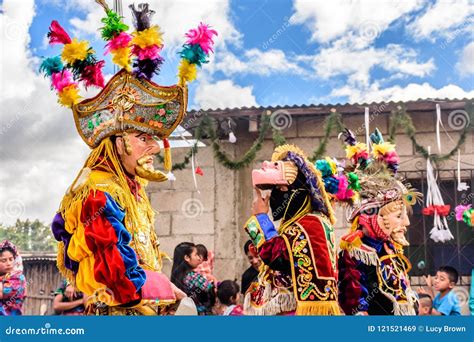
xmin=194 ymin=80 xmax=258 ymax=110
xmin=0 ymin=0 xmax=90 ymax=225
xmin=211 ymin=48 xmax=305 ymax=77
xmin=408 ymin=0 xmax=474 ymax=41
xmin=456 ymin=41 xmax=474 ymax=76
xmin=0 ymin=0 xmax=37 ymax=100
xmin=290 ymin=0 xmax=424 ymax=44
xmin=67 ymin=0 xmax=241 ymax=49
xmin=303 ymin=37 xmax=435 ymax=88
xmin=331 ymin=82 xmax=474 ymax=103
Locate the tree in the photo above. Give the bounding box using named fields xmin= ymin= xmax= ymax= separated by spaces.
xmin=0 ymin=219 xmax=56 ymax=252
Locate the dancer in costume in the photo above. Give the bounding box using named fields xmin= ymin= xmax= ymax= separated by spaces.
xmin=334 ymin=129 xmax=421 ymax=315
xmin=42 ymin=2 xmax=217 ymax=315
xmin=243 ymin=145 xmax=340 ymax=315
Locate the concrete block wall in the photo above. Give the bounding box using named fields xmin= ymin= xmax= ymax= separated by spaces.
xmin=148 ymin=110 xmax=474 ymax=288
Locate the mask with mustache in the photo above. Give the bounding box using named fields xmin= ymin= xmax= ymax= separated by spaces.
xmin=135 ymin=155 xmax=168 ymax=182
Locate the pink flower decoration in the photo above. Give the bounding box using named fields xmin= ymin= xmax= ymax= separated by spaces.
xmin=51 ymin=70 xmax=75 ymax=92
xmin=455 ymin=204 xmax=471 ymax=221
xmin=158 ymin=108 xmax=166 ymax=116
xmin=335 ymin=175 xmax=354 ymax=200
xmin=185 ymin=22 xmax=218 ymax=54
xmin=131 ymin=44 xmax=161 ymax=60
xmin=384 ymin=151 xmax=400 ymax=164
xmin=354 ymin=150 xmax=369 ymax=162
xmin=105 ymin=32 xmax=132 ymax=54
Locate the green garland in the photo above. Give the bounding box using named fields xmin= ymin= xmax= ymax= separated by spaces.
xmin=308 ymin=110 xmax=344 ymax=162
xmin=206 ymin=112 xmax=271 ymax=170
xmin=160 ymin=102 xmax=470 ymax=171
xmin=388 ymin=103 xmax=473 ymax=165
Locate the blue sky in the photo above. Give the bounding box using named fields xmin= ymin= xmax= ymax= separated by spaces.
xmin=0 ymin=0 xmax=473 ymax=224
xmin=27 ymin=0 xmax=474 ymax=108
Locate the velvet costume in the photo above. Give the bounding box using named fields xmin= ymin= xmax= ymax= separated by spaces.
xmin=243 ymin=145 xmax=340 ymax=315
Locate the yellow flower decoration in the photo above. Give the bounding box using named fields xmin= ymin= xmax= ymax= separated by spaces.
xmin=111 ymin=47 xmax=132 ymax=71
xmin=325 ymin=157 xmax=337 ymax=174
xmin=178 ymin=59 xmax=197 ymax=85
xmin=372 ymin=142 xmax=396 ymax=158
xmin=132 ymin=26 xmax=163 ymax=49
xmin=58 ymin=84 xmax=80 ymax=107
xmin=61 ymin=38 xmax=91 ymax=64
xmin=345 ymin=142 xmax=367 ymax=159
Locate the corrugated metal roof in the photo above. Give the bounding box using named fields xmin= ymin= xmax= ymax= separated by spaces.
xmin=187 ymin=98 xmax=473 ymax=116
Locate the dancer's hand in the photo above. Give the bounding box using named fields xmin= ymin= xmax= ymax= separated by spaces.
xmin=171 ymin=283 xmax=186 ymax=300
xmin=252 ymin=188 xmax=270 ymax=215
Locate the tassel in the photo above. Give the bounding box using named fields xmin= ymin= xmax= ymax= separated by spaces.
xmin=39 ymin=56 xmax=64 ymax=77
xmin=163 ymin=138 xmax=172 ymax=172
xmin=48 ymin=20 xmax=71 ymax=45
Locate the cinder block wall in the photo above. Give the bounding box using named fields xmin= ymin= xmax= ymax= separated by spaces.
xmin=148 ymin=109 xmax=473 ymax=313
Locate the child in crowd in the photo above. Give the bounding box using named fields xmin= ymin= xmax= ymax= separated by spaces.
xmin=417 ymin=293 xmax=433 ymax=315
xmin=53 ymin=280 xmax=86 ymax=315
xmin=171 ymin=242 xmax=216 ymax=315
xmin=217 ymin=280 xmax=243 ymax=316
xmin=241 ymin=240 xmax=262 ymax=294
xmin=419 ymin=265 xmax=461 ymax=316
xmin=194 ymin=244 xmax=217 ymax=283
xmin=0 ymin=240 xmax=26 ymax=315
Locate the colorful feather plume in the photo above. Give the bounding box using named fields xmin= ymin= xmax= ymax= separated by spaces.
xmin=129 ymin=3 xmax=163 ymax=79
xmin=178 ymin=23 xmax=217 ymax=85
xmin=370 ymin=128 xmax=400 ymax=173
xmin=45 ymin=20 xmax=105 ymax=90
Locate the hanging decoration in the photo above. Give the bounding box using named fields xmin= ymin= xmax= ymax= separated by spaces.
xmin=423 ymin=147 xmax=453 ymax=243
xmin=388 ymin=103 xmax=473 ymax=166
xmin=160 ymin=101 xmax=470 ymax=173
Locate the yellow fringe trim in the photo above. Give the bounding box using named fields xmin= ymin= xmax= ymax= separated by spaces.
xmin=56 ymin=241 xmax=76 ymax=286
xmin=295 ymin=300 xmax=341 ymax=316
xmin=57 ymin=137 xmax=157 ymax=290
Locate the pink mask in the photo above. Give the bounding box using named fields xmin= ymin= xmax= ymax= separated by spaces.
xmin=252 ymin=161 xmax=294 ymax=189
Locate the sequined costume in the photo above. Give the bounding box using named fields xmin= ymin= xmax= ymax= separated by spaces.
xmin=42 ymin=2 xmax=217 ymax=315
xmin=243 ymin=145 xmax=341 ymax=315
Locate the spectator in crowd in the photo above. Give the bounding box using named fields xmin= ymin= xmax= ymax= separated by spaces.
xmin=0 ymin=240 xmax=26 ymax=316
xmin=171 ymin=242 xmax=216 ymax=315
xmin=53 ymin=280 xmax=87 ymax=315
xmin=419 ymin=265 xmax=461 ymax=316
xmin=417 ymin=293 xmax=433 ymax=315
xmin=217 ymin=280 xmax=244 ymax=316
xmin=241 ymin=240 xmax=262 ymax=294
xmin=194 ymin=244 xmax=217 ymax=283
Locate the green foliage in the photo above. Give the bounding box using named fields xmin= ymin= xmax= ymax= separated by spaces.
xmin=0 ymin=219 xmax=56 ymax=252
